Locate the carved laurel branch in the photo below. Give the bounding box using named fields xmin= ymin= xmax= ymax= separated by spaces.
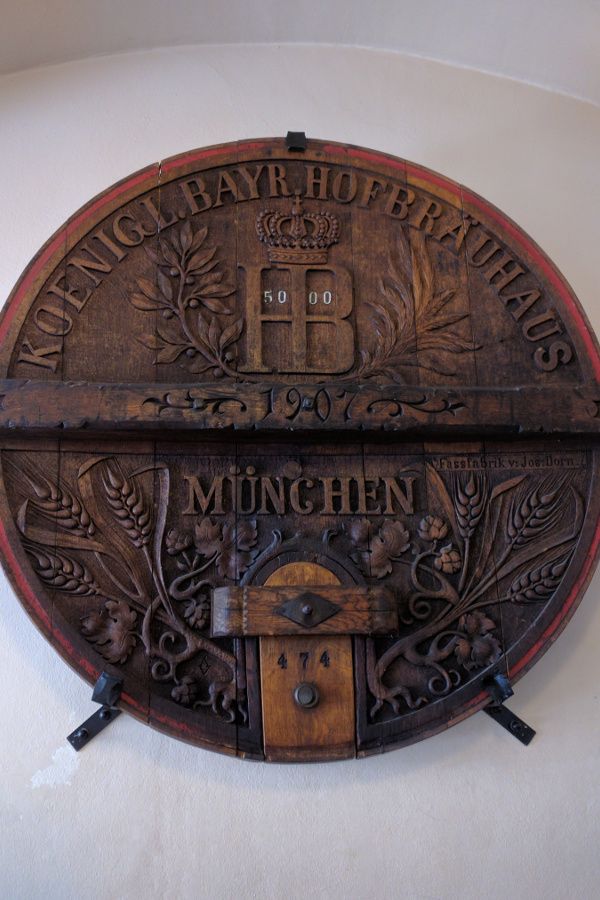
xmin=353 ymin=230 xmax=478 ymax=381
xmin=130 ymin=221 xmax=243 ymax=378
xmin=349 ymin=467 xmax=581 ymax=719
xmin=12 ymin=456 xmax=259 ymax=724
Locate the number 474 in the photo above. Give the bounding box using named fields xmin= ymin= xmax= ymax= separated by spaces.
xmin=277 ymin=650 xmax=331 ymax=669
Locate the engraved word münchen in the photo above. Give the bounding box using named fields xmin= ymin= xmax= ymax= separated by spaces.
xmin=183 ymin=467 xmax=416 ymax=516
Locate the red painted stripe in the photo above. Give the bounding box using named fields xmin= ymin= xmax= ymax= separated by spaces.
xmin=160 ymin=139 xmax=271 ymax=175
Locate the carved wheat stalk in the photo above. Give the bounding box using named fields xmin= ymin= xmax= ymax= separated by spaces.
xmin=17 ymin=466 xmax=96 ymax=538
xmin=506 ymin=554 xmax=572 ymax=604
xmin=455 ymin=474 xmax=485 ymax=594
xmin=36 ymin=485 xmax=96 ymax=536
xmin=507 ymin=481 xmax=561 ymax=547
xmin=26 ymin=544 xmax=100 ymax=595
xmin=102 ymin=464 xmax=152 ymax=548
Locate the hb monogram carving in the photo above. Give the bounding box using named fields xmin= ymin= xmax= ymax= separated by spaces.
xmin=241 ymin=193 xmax=353 ymax=374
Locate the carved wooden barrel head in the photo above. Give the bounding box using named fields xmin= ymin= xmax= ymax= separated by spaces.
xmin=1 ymin=138 xmax=599 ymax=761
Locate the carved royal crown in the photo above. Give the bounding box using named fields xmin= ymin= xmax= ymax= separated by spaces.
xmin=256 ymin=192 xmax=340 ymax=264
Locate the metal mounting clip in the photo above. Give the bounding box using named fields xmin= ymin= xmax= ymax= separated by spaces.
xmin=285 ymin=131 xmax=307 ymax=151
xmin=67 ymin=671 xmax=123 ymax=751
xmin=483 ymin=673 xmax=536 ymax=746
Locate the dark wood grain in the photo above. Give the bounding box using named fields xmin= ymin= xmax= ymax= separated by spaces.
xmin=0 ymin=379 xmax=599 ymax=436
xmin=212 ymin=584 xmax=397 ymax=636
xmin=0 ymin=137 xmax=599 ymax=762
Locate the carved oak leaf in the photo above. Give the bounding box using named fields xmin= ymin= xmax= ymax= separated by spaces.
xmin=81 ymin=599 xmax=137 ymax=664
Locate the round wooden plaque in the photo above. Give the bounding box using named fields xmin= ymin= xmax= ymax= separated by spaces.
xmin=1 ymin=138 xmax=599 ymax=761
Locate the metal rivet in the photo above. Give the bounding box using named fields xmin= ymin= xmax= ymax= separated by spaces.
xmin=301 ymin=604 xmax=313 ymax=616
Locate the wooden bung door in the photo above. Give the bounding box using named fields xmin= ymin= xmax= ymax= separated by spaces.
xmin=0 ymin=137 xmax=599 ymax=762
xmin=261 ymin=563 xmax=354 ymax=762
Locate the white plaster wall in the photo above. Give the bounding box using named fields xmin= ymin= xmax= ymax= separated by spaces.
xmin=1 ymin=45 xmax=599 ymax=900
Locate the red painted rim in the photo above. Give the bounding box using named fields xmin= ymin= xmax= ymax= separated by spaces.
xmin=1 ymin=137 xmax=599 ymax=750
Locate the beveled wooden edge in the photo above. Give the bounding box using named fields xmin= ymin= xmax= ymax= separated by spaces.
xmin=0 ymin=379 xmax=599 ymax=437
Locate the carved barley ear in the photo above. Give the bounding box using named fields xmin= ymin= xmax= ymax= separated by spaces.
xmin=508 ymin=551 xmax=573 ymax=604
xmin=507 ymin=475 xmax=565 ymax=546
xmin=34 ymin=480 xmax=96 ymax=538
xmin=4 ymin=459 xmax=96 ymax=538
xmin=455 ymin=474 xmax=485 ymax=539
xmin=102 ymin=461 xmax=152 ymax=549
xmin=25 ymin=544 xmax=100 ymax=595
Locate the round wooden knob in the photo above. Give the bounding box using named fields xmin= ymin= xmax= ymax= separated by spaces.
xmin=293 ymin=682 xmax=320 ymax=709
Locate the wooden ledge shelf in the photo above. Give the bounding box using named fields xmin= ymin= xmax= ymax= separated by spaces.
xmin=0 ymin=379 xmax=598 ymax=437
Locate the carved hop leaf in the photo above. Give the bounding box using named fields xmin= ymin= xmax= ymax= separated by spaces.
xmin=81 ymin=599 xmax=137 ymax=664
xmin=171 ymin=676 xmax=198 ymax=706
xmin=194 ymin=517 xmax=223 ymax=557
xmin=348 ymin=518 xmax=410 ymax=578
xmin=184 ymin=596 xmax=210 ymax=630
xmin=193 ymin=517 xmax=259 ymax=580
xmin=418 ymin=515 xmax=448 ymax=542
xmin=434 ymin=543 xmax=462 ymax=574
xmin=454 ymin=611 xmax=501 ymax=671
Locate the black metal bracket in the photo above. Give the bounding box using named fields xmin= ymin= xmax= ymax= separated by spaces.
xmin=483 ymin=673 xmax=536 ymax=746
xmin=285 ymin=131 xmax=307 ymax=151
xmin=67 ymin=671 xmax=123 ymax=751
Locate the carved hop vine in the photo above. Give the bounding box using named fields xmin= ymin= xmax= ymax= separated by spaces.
xmin=347 ymin=519 xmax=410 ymax=578
xmin=81 ymin=599 xmax=138 ymax=664
xmin=355 ymin=230 xmax=477 ymax=381
xmin=130 ymin=220 xmax=242 ymax=377
xmin=361 ymin=467 xmax=582 ymax=720
xmin=193 ymin=517 xmax=259 ymax=580
xmin=14 ymin=455 xmax=244 ymax=724
xmin=164 ymin=518 xmax=260 ymax=636
xmin=454 ymin=612 xmax=501 ymax=671
xmin=418 ymin=515 xmax=448 ymax=541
